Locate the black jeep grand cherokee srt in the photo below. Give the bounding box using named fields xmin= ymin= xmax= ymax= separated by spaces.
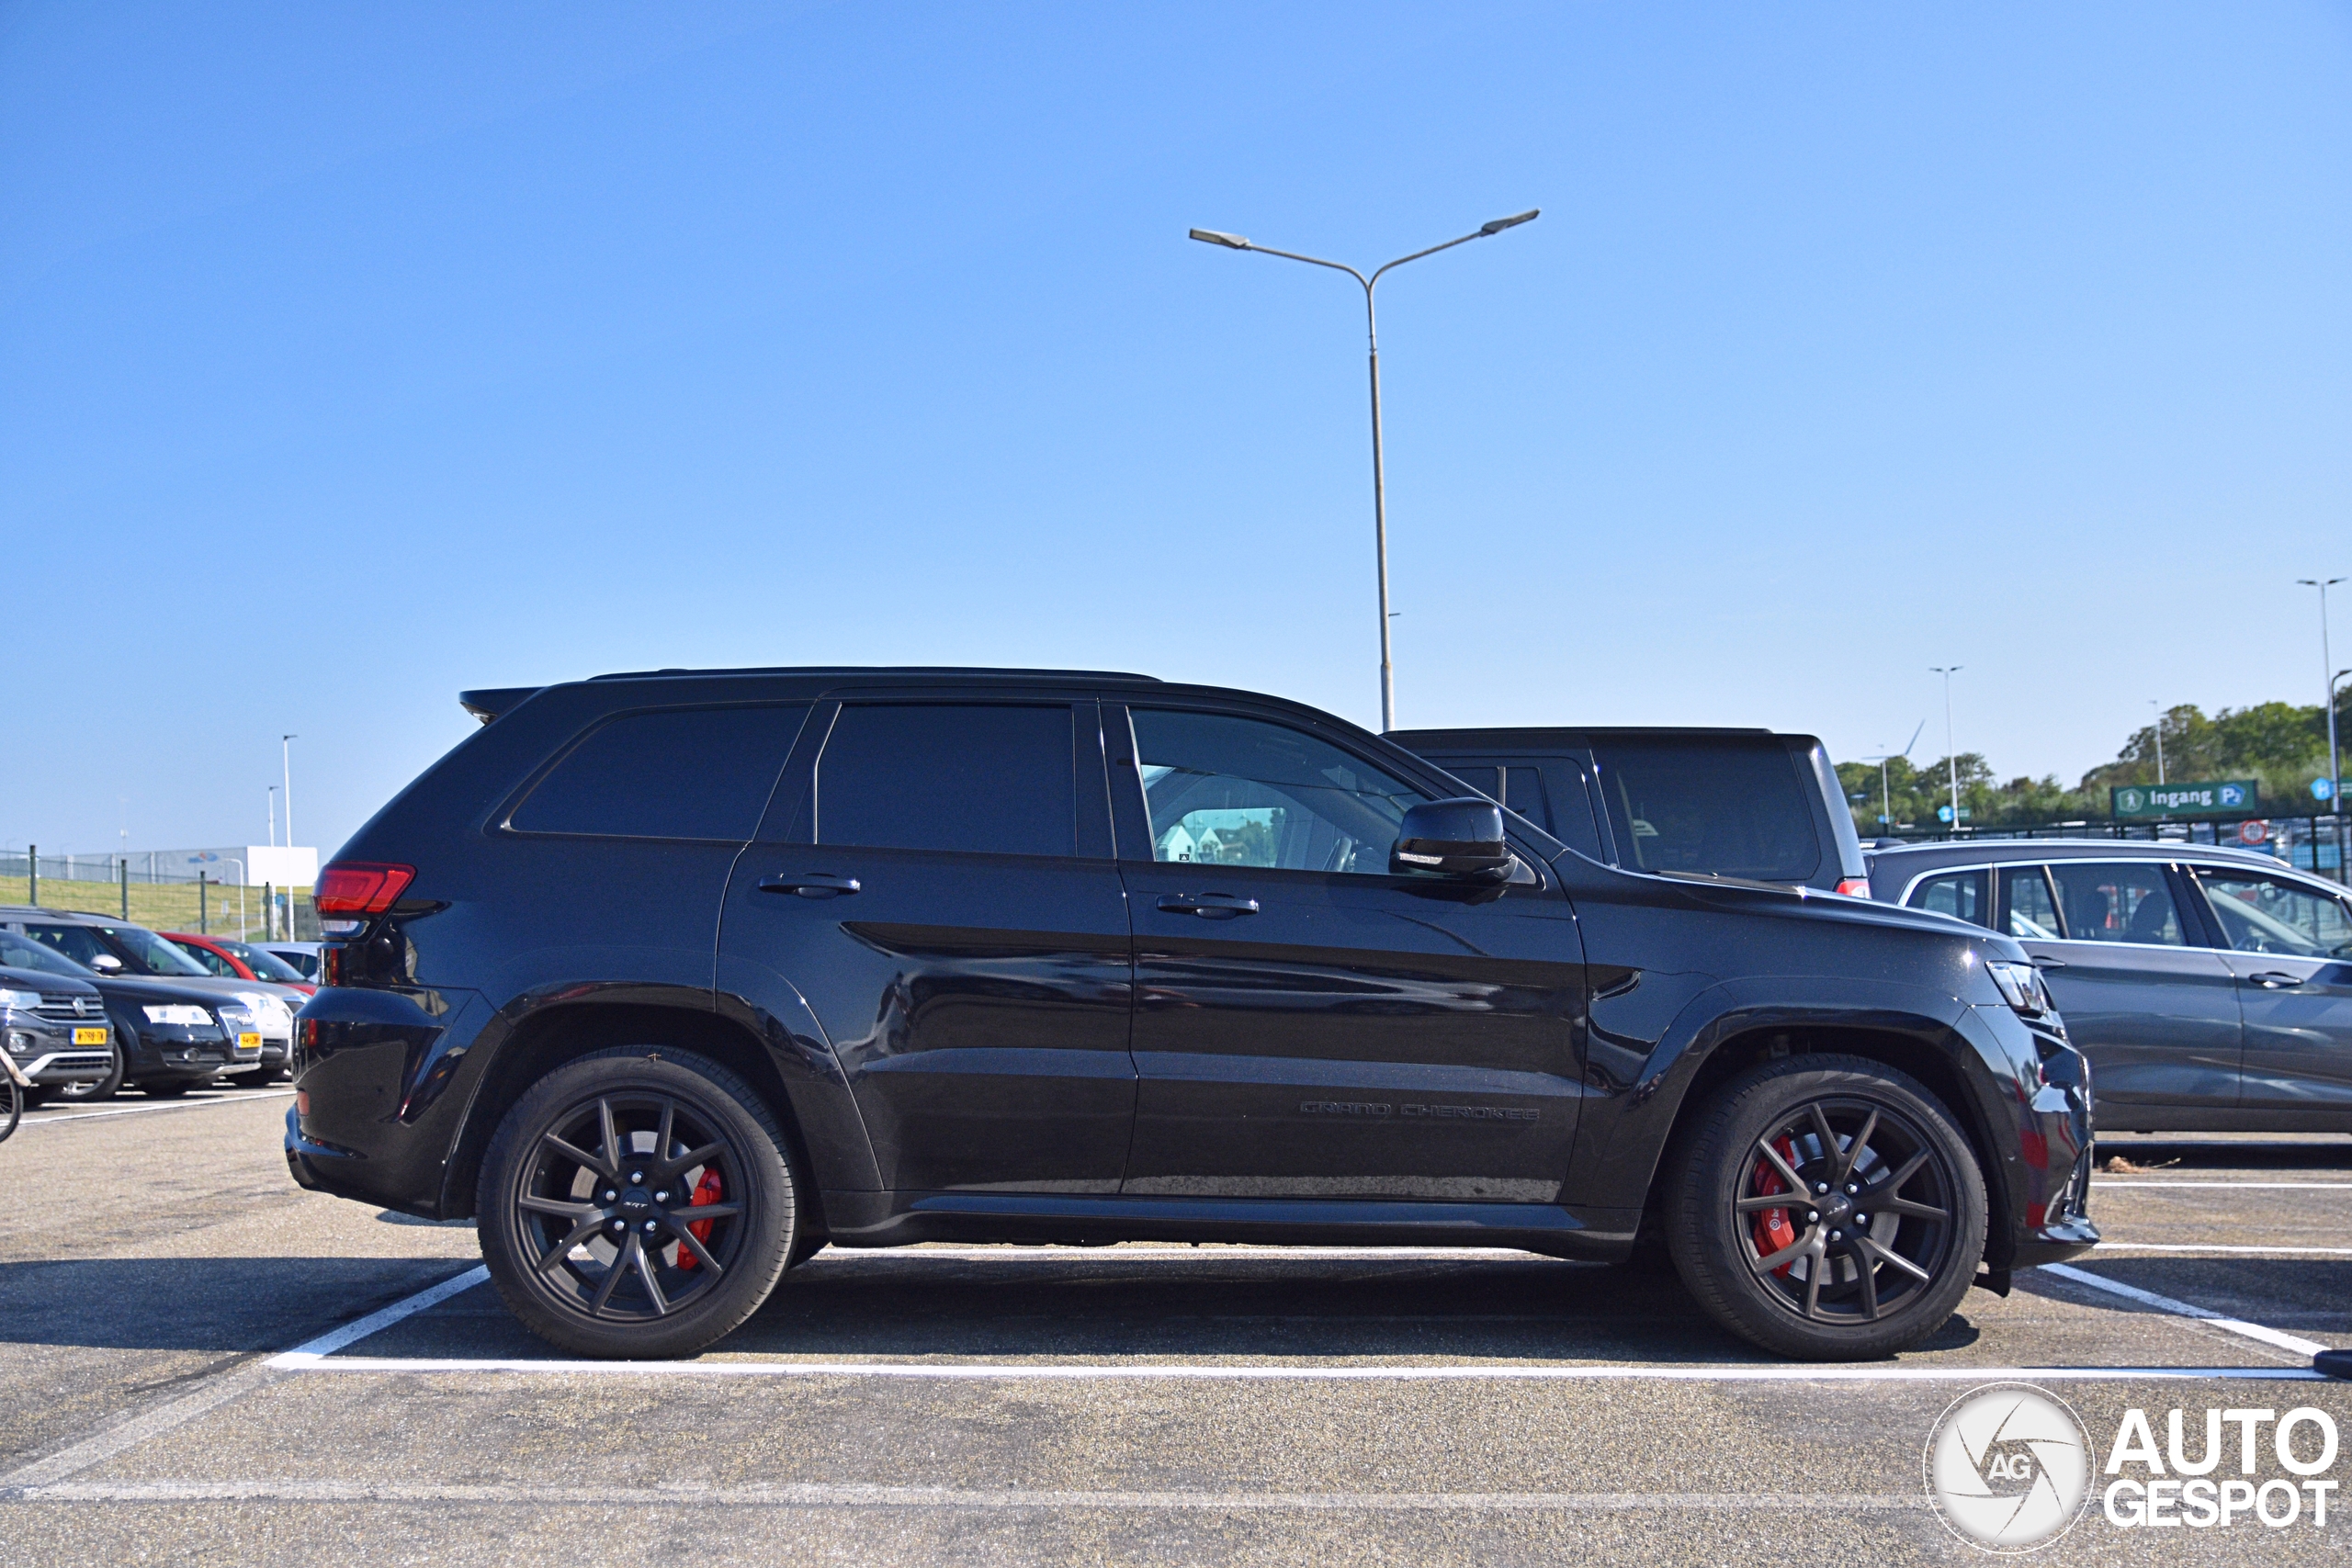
xmin=288 ymin=667 xmax=2095 ymax=1359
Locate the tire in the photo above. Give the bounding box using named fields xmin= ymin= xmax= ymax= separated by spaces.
xmin=1664 ymin=1055 xmax=1986 ymax=1360
xmin=477 ymin=1047 xmax=798 ymax=1359
xmin=52 ymin=1041 xmax=124 ymax=1103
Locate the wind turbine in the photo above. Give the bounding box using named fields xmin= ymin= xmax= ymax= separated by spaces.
xmin=1863 ymin=719 xmax=1928 ymax=836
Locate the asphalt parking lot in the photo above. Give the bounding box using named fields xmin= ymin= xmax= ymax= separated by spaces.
xmin=1 ymin=1089 xmax=2347 ymax=1567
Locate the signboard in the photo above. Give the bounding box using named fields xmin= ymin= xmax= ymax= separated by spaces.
xmin=2110 ymin=781 xmax=2259 ymax=820
xmin=2317 ymin=778 xmax=2339 ymax=802
xmin=2238 ymin=819 xmax=2268 ymax=846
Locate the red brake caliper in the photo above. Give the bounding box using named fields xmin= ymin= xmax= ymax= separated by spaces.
xmin=675 ymin=1167 xmax=722 ymax=1272
xmin=1752 ymin=1137 xmax=1799 ymax=1276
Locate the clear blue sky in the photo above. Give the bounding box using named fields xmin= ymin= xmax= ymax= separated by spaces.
xmin=6 ymin=3 xmax=2349 ymax=860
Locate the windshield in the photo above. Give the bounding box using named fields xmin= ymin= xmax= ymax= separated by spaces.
xmin=93 ymin=924 xmax=214 ymax=976
xmin=215 ymin=940 xmax=306 ymax=982
xmin=0 ymin=931 xmax=98 ymax=978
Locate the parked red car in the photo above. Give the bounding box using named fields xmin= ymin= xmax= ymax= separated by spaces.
xmin=164 ymin=932 xmax=318 ymax=996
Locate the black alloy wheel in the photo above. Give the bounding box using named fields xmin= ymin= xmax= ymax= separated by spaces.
xmin=478 ymin=1048 xmax=797 ymax=1359
xmin=1667 ymin=1055 xmax=1985 ymax=1359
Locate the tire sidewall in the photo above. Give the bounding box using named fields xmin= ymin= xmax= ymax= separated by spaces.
xmin=52 ymin=1039 xmax=124 ymax=1102
xmin=477 ymin=1048 xmax=796 ymax=1359
xmin=1669 ymin=1056 xmax=1987 ymax=1359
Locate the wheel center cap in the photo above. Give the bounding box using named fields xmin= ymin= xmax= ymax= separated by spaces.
xmin=617 ymin=1186 xmax=655 ymax=1215
xmin=1818 ymin=1191 xmax=1854 ymax=1226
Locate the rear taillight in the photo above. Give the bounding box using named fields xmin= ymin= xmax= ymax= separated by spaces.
xmin=315 ymin=862 xmax=415 ymax=917
xmin=1835 ymin=877 xmax=1872 ymax=899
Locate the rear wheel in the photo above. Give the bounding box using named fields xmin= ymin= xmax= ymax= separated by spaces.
xmin=1665 ymin=1055 xmax=1985 ymax=1359
xmin=477 ymin=1048 xmax=797 ymax=1359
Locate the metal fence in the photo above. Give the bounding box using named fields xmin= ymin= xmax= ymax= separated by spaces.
xmin=1 ymin=851 xmax=321 ymax=939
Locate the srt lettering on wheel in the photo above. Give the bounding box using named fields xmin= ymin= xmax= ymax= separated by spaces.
xmin=286 ymin=666 xmax=2098 ymax=1359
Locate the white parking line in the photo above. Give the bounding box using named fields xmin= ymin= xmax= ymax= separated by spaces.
xmin=269 ymin=1266 xmax=491 ymax=1366
xmin=2091 ymin=1244 xmax=2352 ymax=1257
xmin=17 ymin=1089 xmax=294 ymax=1126
xmin=2 ymin=1479 xmax=1935 ymax=1510
xmin=2041 ymin=1262 xmax=2331 ymax=1358
xmin=2099 ymin=1181 xmax=2352 ymax=1190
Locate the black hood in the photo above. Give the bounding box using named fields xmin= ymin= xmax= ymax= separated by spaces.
xmin=0 ymin=964 xmax=99 ymax=998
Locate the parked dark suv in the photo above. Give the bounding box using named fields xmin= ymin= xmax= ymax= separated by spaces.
xmin=289 ymin=669 xmax=2095 ymax=1359
xmin=1390 ymin=728 xmax=1872 ymax=897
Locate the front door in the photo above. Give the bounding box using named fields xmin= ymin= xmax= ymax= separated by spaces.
xmin=718 ymin=698 xmax=1136 ymax=1194
xmin=2010 ymin=861 xmax=2243 ymax=1115
xmin=2189 ymin=866 xmax=2352 ymax=1118
xmin=1108 ymin=704 xmax=1584 ymax=1202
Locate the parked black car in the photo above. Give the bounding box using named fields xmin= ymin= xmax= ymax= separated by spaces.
xmin=289 ymin=668 xmax=2095 ymax=1360
xmin=0 ymin=909 xmax=297 ymax=1088
xmin=1867 ymin=839 xmax=2352 ymax=1133
xmin=0 ymin=929 xmax=253 ymax=1099
xmin=1391 ymin=727 xmax=1872 ymax=897
xmin=0 ymin=959 xmax=117 ymax=1095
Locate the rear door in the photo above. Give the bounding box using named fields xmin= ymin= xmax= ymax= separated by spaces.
xmin=1110 ymin=703 xmax=1584 ymax=1202
xmin=2187 ymin=867 xmax=2352 ymax=1118
xmin=718 ymin=696 xmax=1136 ymax=1194
xmin=2020 ymin=861 xmax=2243 ymax=1115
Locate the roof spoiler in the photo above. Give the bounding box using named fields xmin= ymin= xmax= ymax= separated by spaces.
xmin=458 ymin=687 xmax=543 ymax=726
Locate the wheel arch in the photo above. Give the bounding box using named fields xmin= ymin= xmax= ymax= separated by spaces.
xmin=437 ymin=998 xmax=828 ymax=1233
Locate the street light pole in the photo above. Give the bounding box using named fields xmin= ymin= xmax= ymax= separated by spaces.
xmin=2149 ymin=699 xmax=2166 ymax=785
xmin=1191 ymin=210 xmax=1540 ymax=733
xmin=2300 ymin=578 xmax=2346 ymax=886
xmin=281 ymin=734 xmax=298 ymax=850
xmin=1930 ymin=666 xmax=1963 ymax=833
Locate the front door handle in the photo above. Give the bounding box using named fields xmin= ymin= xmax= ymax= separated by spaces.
xmin=2246 ymin=971 xmax=2301 ymax=990
xmin=759 ymin=874 xmax=862 ymax=899
xmin=1157 ymin=893 xmax=1261 ymax=920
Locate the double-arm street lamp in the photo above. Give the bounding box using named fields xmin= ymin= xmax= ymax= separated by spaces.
xmin=1190 ymin=210 xmax=1539 ymax=732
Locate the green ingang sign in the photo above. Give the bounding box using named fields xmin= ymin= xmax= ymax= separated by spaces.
xmin=2110 ymin=780 xmax=2260 ymax=819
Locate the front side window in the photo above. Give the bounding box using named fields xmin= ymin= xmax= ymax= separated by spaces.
xmin=99 ymin=926 xmax=213 ymax=976
xmin=511 ymin=705 xmax=808 ymax=841
xmin=2049 ymin=863 xmax=2185 ymax=946
xmin=814 ymin=704 xmax=1076 ymax=857
xmin=2000 ymin=866 xmax=2064 ymax=941
xmin=1130 ymin=709 xmax=1426 ymax=875
xmin=1589 ymin=739 xmax=1820 ymax=882
xmin=2194 ymin=870 xmax=2352 ymax=958
xmin=1907 ymin=869 xmax=1991 ymax=928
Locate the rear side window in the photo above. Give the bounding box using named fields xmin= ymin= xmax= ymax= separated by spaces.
xmin=1906 ymin=870 xmax=1991 ymax=928
xmin=510 ymin=705 xmax=808 ymax=841
xmin=815 ymin=704 xmax=1076 ymax=857
xmin=1589 ymin=739 xmax=1821 ymax=882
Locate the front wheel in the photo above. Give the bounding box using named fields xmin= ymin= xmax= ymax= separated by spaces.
xmin=477 ymin=1048 xmax=798 ymax=1359
xmin=52 ymin=1041 xmax=124 ymax=1103
xmin=1665 ymin=1055 xmax=1985 ymax=1359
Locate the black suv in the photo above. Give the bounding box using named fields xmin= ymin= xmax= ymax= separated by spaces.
xmin=288 ymin=669 xmax=2095 ymax=1359
xmin=1391 ymin=727 xmax=1872 ymax=897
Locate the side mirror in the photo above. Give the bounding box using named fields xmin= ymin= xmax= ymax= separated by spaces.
xmin=1391 ymin=798 xmax=1514 ymax=882
xmin=87 ymin=953 xmax=124 ymax=974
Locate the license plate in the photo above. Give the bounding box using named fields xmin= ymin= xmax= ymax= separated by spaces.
xmin=73 ymin=1027 xmax=106 ymax=1045
xmin=238 ymin=1032 xmax=262 ymax=1051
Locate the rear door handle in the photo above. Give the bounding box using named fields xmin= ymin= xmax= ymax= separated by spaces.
xmin=1157 ymin=893 xmax=1261 ymax=920
xmin=2246 ymin=971 xmax=2301 ymax=990
xmin=759 ymin=874 xmax=862 ymax=899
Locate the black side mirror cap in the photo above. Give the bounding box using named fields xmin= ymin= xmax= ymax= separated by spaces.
xmin=1392 ymin=798 xmax=1514 ymax=883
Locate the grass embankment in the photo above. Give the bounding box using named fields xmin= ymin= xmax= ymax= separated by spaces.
xmin=2 ymin=875 xmax=311 ymax=939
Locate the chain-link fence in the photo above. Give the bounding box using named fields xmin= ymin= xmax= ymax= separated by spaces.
xmin=0 ymin=852 xmax=319 ymax=939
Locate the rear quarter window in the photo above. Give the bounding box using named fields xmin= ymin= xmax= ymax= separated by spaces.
xmin=1589 ymin=739 xmax=1822 ymax=883
xmin=508 ymin=705 xmax=809 ymax=841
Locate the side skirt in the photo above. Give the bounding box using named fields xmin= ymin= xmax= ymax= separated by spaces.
xmin=818 ymin=1190 xmax=1636 ymax=1260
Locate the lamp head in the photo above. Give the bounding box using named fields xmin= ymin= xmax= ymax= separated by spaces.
xmin=1189 ymin=229 xmax=1251 ymax=250
xmin=1478 ymin=209 xmax=1539 ymax=236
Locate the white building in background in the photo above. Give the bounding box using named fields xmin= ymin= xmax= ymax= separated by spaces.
xmin=161 ymin=847 xmax=320 ymax=887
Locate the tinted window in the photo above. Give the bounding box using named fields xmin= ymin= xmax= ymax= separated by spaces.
xmin=1589 ymin=739 xmax=1820 ymax=882
xmin=815 ymin=704 xmax=1076 ymax=857
xmin=1130 ymin=709 xmax=1426 ymax=875
xmin=1907 ymin=870 xmax=1991 ymax=927
xmin=2000 ymin=866 xmax=2064 ymax=941
xmin=26 ymin=925 xmax=117 ymax=970
xmin=2050 ymin=863 xmax=2185 ymax=946
xmin=512 ymin=705 xmax=807 ymax=841
xmin=181 ymin=944 xmax=239 ymax=977
xmin=2194 ymin=870 xmax=2352 ymax=958
xmin=0 ymin=931 xmax=93 ymax=977
xmin=218 ymin=941 xmax=307 ymax=982
xmin=1430 ymin=762 xmax=1548 ymax=829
